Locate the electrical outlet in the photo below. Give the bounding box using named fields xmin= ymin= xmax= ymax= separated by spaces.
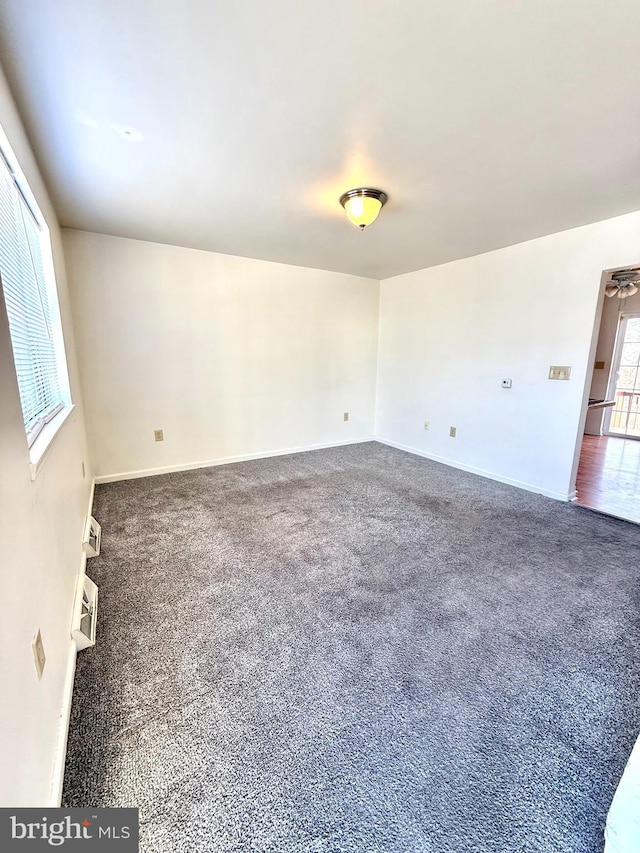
xmin=549 ymin=366 xmax=571 ymax=381
xmin=424 ymin=421 xmax=430 ymax=430
xmin=501 ymin=379 xmax=512 ymax=389
xmin=32 ymin=630 xmax=46 ymax=680
xmin=154 ymin=429 xmax=164 ymax=442
xmin=343 ymin=412 xmax=349 ymax=422
xmin=449 ymin=426 xmax=457 ymax=438
xmin=594 ymin=361 xmax=605 ymax=370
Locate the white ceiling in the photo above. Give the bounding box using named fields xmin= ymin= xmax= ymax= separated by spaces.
xmin=0 ymin=0 xmax=639 ymax=279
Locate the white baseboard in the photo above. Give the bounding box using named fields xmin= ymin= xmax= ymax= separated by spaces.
xmin=48 ymin=639 xmax=77 ymax=806
xmin=94 ymin=437 xmax=375 ymax=484
xmin=87 ymin=476 xmax=96 ymax=517
xmin=374 ymin=437 xmax=573 ymax=502
xmin=49 ymin=477 xmax=96 ymax=806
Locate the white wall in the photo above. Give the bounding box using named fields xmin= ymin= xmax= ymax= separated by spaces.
xmin=585 ymin=287 xmax=640 ymax=435
xmin=375 ymin=211 xmax=640 ymax=500
xmin=0 ymin=68 xmax=92 ymax=805
xmin=63 ymin=230 xmax=379 ymax=480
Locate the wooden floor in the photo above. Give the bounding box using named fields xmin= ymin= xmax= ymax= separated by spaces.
xmin=575 ymin=435 xmax=640 ymax=523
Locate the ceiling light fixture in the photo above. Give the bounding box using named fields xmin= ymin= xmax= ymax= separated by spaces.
xmin=339 ymin=188 xmax=388 ymax=230
xmin=605 ymin=269 xmax=640 ymax=299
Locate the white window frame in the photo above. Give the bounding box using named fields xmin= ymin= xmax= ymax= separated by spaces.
xmin=0 ymin=123 xmax=72 ymax=475
xmin=604 ymin=312 xmax=640 ymax=440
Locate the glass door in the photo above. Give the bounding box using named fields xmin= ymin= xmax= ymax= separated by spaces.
xmin=605 ymin=313 xmax=640 ymax=438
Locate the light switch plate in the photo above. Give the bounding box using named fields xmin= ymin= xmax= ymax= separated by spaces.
xmin=549 ymin=366 xmax=571 ymax=381
xmin=501 ymin=378 xmax=512 ymax=389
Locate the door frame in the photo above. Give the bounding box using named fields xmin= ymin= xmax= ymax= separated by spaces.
xmin=568 ymin=263 xmax=640 ymax=503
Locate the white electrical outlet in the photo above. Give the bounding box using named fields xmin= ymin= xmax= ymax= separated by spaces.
xmin=32 ymin=630 xmax=46 ymax=680
xmin=424 ymin=421 xmax=430 ymax=430
xmin=154 ymin=429 xmax=164 ymax=441
xmin=501 ymin=379 xmax=512 ymax=389
xmin=549 ymin=366 xmax=571 ymax=381
xmin=343 ymin=412 xmax=349 ymax=422
xmin=449 ymin=426 xmax=457 ymax=438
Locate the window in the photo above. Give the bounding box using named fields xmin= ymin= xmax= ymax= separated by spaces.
xmin=605 ymin=313 xmax=640 ymax=438
xmin=0 ymin=131 xmax=70 ymax=449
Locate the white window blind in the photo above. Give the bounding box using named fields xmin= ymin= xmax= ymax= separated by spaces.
xmin=0 ymin=151 xmax=65 ymax=446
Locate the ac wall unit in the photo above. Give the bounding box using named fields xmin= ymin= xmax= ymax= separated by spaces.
xmin=82 ymin=515 xmax=101 ymax=557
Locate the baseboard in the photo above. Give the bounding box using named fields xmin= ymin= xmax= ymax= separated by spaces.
xmin=94 ymin=437 xmax=375 ymax=484
xmin=87 ymin=476 xmax=96 ymax=517
xmin=374 ymin=437 xmax=573 ymax=502
xmin=48 ymin=639 xmax=77 ymax=806
xmin=49 ymin=478 xmax=96 ymax=805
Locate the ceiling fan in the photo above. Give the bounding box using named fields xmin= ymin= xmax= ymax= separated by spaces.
xmin=604 ymin=268 xmax=640 ymax=299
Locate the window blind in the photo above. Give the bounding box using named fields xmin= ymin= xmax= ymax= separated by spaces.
xmin=0 ymin=154 xmax=64 ymax=446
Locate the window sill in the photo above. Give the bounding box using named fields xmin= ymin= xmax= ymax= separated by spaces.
xmin=29 ymin=404 xmax=75 ymax=481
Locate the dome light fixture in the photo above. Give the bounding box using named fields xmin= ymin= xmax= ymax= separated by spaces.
xmin=339 ymin=188 xmax=388 ymax=230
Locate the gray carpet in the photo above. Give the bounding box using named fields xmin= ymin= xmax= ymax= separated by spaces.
xmin=62 ymin=442 xmax=640 ymax=852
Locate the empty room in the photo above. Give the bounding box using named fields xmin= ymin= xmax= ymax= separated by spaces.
xmin=1 ymin=2 xmax=639 ymax=851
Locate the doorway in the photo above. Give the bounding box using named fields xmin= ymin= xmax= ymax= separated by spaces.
xmin=573 ymin=268 xmax=640 ymax=524
xmin=605 ymin=313 xmax=640 ymax=439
